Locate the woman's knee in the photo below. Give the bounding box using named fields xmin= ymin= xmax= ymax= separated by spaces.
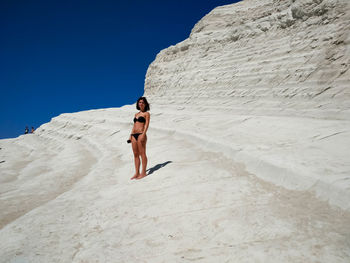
xmin=133 ymin=152 xmax=140 ymax=158
xmin=138 ymin=147 xmax=146 ymax=155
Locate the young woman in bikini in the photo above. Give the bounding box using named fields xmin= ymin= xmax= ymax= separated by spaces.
xmin=128 ymin=97 xmax=150 ymax=180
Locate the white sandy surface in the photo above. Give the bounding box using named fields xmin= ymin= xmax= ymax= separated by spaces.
xmin=0 ymin=106 xmax=349 ymax=262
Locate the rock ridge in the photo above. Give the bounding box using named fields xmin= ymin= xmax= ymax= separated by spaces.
xmin=143 ymin=0 xmax=350 ymax=210
xmin=145 ymin=0 xmax=350 ymax=120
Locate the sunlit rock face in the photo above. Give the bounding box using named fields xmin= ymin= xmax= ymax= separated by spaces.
xmin=145 ymin=0 xmax=350 ymax=119
xmin=143 ymin=0 xmax=350 ymax=210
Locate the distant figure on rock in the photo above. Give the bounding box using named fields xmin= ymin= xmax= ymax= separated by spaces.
xmin=128 ymin=97 xmax=150 ymax=180
xmin=31 ymin=127 xmax=35 ymax=133
xmin=24 ymin=126 xmax=29 ymax=134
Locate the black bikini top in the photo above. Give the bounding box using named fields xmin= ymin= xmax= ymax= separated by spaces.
xmin=133 ymin=116 xmax=146 ymax=123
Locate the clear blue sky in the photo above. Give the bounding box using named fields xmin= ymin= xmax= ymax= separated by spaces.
xmin=1 ymin=0 xmax=240 ymax=139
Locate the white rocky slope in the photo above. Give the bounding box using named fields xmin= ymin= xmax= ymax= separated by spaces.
xmin=145 ymin=0 xmax=350 ymax=210
xmin=1 ymin=0 xmax=350 ymax=262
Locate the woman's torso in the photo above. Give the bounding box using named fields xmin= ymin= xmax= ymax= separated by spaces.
xmin=133 ymin=112 xmax=146 ymax=133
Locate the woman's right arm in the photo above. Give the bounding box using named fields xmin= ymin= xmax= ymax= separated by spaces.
xmin=129 ymin=114 xmax=136 ymax=139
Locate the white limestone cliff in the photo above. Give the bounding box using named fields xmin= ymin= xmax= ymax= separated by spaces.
xmin=144 ymin=0 xmax=350 ymax=210
xmin=146 ymin=0 xmax=350 ymax=119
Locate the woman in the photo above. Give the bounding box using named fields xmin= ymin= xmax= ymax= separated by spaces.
xmin=128 ymin=97 xmax=150 ymax=180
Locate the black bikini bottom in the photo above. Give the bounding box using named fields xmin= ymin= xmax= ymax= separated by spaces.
xmin=131 ymin=133 xmax=142 ymax=141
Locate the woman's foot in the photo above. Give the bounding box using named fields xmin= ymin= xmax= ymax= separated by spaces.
xmin=131 ymin=173 xmax=140 ymax=180
xmin=136 ymin=172 xmax=147 ymax=180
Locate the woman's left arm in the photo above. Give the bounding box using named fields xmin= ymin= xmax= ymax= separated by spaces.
xmin=143 ymin=112 xmax=150 ymax=134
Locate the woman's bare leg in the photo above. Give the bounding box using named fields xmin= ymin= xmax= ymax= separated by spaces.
xmin=131 ymin=137 xmax=140 ymax=179
xmin=137 ymin=135 xmax=147 ymax=179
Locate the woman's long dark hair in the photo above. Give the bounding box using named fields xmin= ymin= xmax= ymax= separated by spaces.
xmin=136 ymin=97 xmax=150 ymax=111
